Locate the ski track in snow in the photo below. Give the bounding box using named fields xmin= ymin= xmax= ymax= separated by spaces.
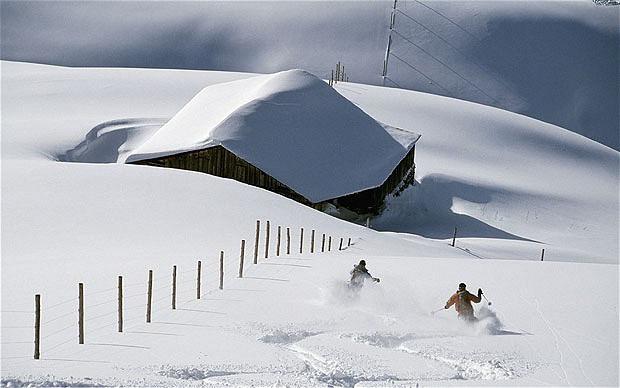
xmin=398 ymin=344 xmax=515 ymax=381
xmin=533 ymin=298 xmax=570 ymax=384
xmin=284 ymin=343 xmax=403 ymax=387
xmin=531 ymin=297 xmax=595 ymax=385
xmin=344 ymin=331 xmax=525 ymax=382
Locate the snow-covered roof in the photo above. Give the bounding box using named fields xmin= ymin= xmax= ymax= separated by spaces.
xmin=126 ymin=69 xmax=419 ymax=202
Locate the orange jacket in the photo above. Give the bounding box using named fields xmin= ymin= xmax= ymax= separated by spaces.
xmin=445 ymin=290 xmax=481 ymax=315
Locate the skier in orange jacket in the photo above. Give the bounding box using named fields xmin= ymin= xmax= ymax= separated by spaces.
xmin=445 ymin=283 xmax=483 ymax=321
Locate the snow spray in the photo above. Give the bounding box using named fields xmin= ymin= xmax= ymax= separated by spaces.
xmin=474 ymin=306 xmax=504 ymax=335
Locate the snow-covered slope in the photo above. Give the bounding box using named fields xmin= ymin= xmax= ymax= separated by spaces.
xmin=346 ymin=84 xmax=619 ymax=263
xmin=2 ymin=1 xmax=617 ymax=149
xmin=127 ymin=69 xmax=419 ymax=203
xmin=1 ymin=61 xmax=618 ymax=386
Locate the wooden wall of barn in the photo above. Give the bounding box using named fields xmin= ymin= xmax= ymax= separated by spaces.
xmin=132 ymin=146 xmax=314 ymax=207
xmin=131 ymin=144 xmax=416 ymax=215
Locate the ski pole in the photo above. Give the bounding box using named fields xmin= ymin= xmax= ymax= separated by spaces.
xmin=430 ymin=307 xmax=444 ymax=316
xmin=482 ymin=293 xmax=492 ymax=306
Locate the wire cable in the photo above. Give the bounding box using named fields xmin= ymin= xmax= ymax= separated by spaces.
xmin=395 ymin=9 xmax=511 ymax=92
xmin=392 ymin=30 xmax=498 ymax=104
xmin=413 ymin=0 xmax=481 ymax=42
xmin=389 ymin=52 xmax=450 ymax=94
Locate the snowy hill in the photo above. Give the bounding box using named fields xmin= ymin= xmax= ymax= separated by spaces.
xmin=1 ymin=61 xmax=618 ymax=386
xmin=1 ymin=1 xmax=618 ymax=149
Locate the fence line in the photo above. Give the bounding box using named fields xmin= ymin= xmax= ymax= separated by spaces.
xmin=14 ymin=219 xmax=353 ymax=360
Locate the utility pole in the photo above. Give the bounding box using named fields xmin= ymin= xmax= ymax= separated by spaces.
xmin=382 ymin=0 xmax=397 ymax=86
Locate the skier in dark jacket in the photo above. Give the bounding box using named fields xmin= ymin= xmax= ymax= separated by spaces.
xmin=445 ymin=283 xmax=482 ymax=321
xmin=349 ymin=260 xmax=380 ymax=289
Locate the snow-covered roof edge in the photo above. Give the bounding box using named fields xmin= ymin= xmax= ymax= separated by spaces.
xmin=129 ymin=123 xmax=420 ymax=203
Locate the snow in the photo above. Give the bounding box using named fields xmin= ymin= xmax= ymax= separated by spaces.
xmin=126 ymin=69 xmax=419 ymax=203
xmin=1 ymin=61 xmax=618 ymax=386
xmin=2 ymin=1 xmax=617 ymax=149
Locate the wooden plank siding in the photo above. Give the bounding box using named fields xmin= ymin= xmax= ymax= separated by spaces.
xmin=131 ymin=144 xmax=416 ymax=215
xmin=132 ymin=146 xmax=315 ymax=207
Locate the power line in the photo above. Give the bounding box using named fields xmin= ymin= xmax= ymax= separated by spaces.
xmin=395 ymin=9 xmax=512 ymax=92
xmin=413 ymin=0 xmax=481 ymax=42
xmin=392 ymin=30 xmax=498 ymax=104
xmin=389 ymin=52 xmax=450 ymax=94
xmin=383 ymin=0 xmax=451 ymax=94
xmin=384 ymin=76 xmax=403 ymax=89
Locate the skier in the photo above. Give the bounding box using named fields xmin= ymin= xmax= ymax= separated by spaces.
xmin=349 ymin=260 xmax=380 ymax=289
xmin=444 ymin=283 xmax=483 ymax=322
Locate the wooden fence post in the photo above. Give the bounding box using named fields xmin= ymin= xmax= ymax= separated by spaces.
xmin=254 ymin=220 xmax=260 ymax=264
xmin=339 ymin=238 xmax=343 ymax=251
xmin=197 ymin=261 xmax=201 ymax=299
xmin=321 ymin=233 xmax=326 ymax=252
xmin=34 ymin=294 xmax=40 ymax=359
xmin=300 ymin=228 xmax=304 ymax=254
xmin=265 ymin=220 xmax=270 ymax=259
xmin=172 ymin=265 xmax=177 ymax=310
xmin=146 ymin=270 xmax=153 ymax=323
xmin=286 ymin=227 xmax=291 ymax=254
xmin=219 ymin=251 xmax=224 ymax=290
xmin=366 ymin=217 xmax=370 ymax=228
xmin=277 ymin=226 xmax=281 ymax=256
xmin=78 ymin=282 xmax=84 ymax=344
xmin=348 ymin=238 xmax=351 ymax=247
xmin=328 ymin=236 xmax=332 ymax=251
xmin=311 ymin=230 xmax=315 ymax=253
xmin=239 ymin=240 xmax=245 ymax=278
xmin=451 ymin=227 xmax=457 ymax=247
xmin=541 ymin=249 xmax=545 ymax=261
xmin=118 ymin=276 xmax=123 ymax=333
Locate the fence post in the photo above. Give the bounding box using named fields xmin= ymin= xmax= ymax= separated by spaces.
xmin=451 ymin=227 xmax=457 ymax=247
xmin=541 ymin=249 xmax=545 ymax=261
xmin=197 ymin=261 xmax=201 ymax=299
xmin=254 ymin=220 xmax=260 ymax=264
xmin=300 ymin=228 xmax=304 ymax=254
xmin=219 ymin=251 xmax=224 ymax=290
xmin=172 ymin=265 xmax=177 ymax=310
xmin=322 ymin=233 xmax=326 ymax=252
xmin=34 ymin=294 xmax=40 ymax=359
xmin=328 ymin=236 xmax=332 ymax=251
xmin=339 ymin=238 xmax=343 ymax=251
xmin=348 ymin=238 xmax=351 ymax=247
xmin=277 ymin=226 xmax=281 ymax=256
xmin=286 ymin=227 xmax=291 ymax=254
xmin=311 ymin=230 xmax=315 ymax=253
xmin=146 ymin=270 xmax=153 ymax=323
xmin=78 ymin=282 xmax=84 ymax=344
xmin=366 ymin=217 xmax=370 ymax=228
xmin=265 ymin=220 xmax=270 ymax=259
xmin=118 ymin=276 xmax=123 ymax=333
xmin=239 ymin=240 xmax=245 ymax=278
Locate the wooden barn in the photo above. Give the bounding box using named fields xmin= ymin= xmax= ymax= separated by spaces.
xmin=126 ymin=69 xmax=420 ymax=214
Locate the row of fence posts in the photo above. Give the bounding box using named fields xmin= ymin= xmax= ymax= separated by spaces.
xmin=450 ymin=226 xmax=546 ymax=260
xmin=33 ymin=220 xmax=352 ymax=359
xmin=247 ymin=220 xmax=350 ymax=272
xmin=329 ymin=61 xmax=349 ymax=87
